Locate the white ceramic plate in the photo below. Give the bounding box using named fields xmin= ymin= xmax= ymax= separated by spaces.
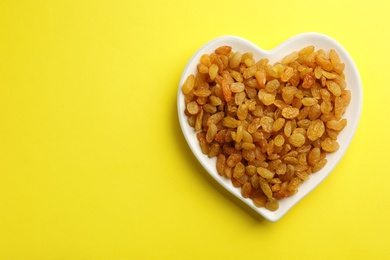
xmin=177 ymin=33 xmax=362 ymax=222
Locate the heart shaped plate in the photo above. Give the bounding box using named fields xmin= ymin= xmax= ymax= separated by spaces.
xmin=177 ymin=33 xmax=362 ymax=222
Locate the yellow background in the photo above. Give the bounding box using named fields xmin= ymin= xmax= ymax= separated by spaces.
xmin=0 ymin=0 xmax=389 ymax=259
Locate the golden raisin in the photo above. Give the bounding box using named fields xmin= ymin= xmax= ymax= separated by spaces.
xmin=321 ymin=138 xmax=340 ymax=153
xmin=289 ymin=133 xmax=306 ymax=148
xmin=307 ymin=119 xmax=325 ymax=141
xmin=282 ymin=106 xmax=300 ymax=119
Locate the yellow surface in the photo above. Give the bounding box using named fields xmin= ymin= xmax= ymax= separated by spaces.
xmin=0 ymin=0 xmax=389 ymax=259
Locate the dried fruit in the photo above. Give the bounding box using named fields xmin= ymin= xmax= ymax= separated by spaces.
xmin=186 ymin=101 xmax=199 ymax=115
xmin=182 ymin=45 xmax=350 ymax=212
xmin=233 ymin=162 xmax=246 ymax=179
xmin=308 ymin=147 xmax=321 ymax=166
xmin=241 ymin=182 xmax=252 ymax=198
xmin=327 ymin=80 xmax=342 ymax=97
xmin=307 ymin=119 xmax=325 ymax=141
xmin=265 ymin=197 xmax=279 ymax=211
xmin=282 ymin=106 xmax=300 ymax=119
xmin=289 ymin=133 xmax=306 ymax=147
xmin=215 ymin=45 xmax=232 ymax=55
xmin=265 ymin=79 xmax=281 ymax=92
xmin=182 ymin=74 xmax=195 ymax=95
xmin=222 ymin=117 xmax=241 ymax=128
xmin=229 ymin=51 xmax=242 ymax=69
xmin=321 ymin=138 xmax=340 ymax=153
xmin=257 ymin=167 xmax=275 ymax=179
xmin=206 ymin=124 xmax=218 ymax=143
xmin=259 ymin=177 xmax=273 ymax=199
xmin=230 ymin=82 xmax=245 ymax=93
